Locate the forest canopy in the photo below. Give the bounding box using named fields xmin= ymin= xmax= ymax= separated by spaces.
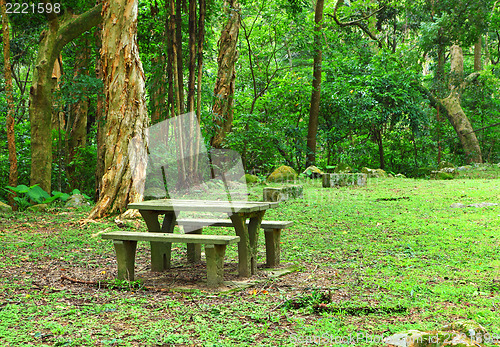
xmin=1 ymin=0 xmax=500 ymax=212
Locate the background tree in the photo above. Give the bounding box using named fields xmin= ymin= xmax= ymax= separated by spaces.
xmin=29 ymin=3 xmax=102 ymax=193
xmin=1 ymin=0 xmax=17 ymax=208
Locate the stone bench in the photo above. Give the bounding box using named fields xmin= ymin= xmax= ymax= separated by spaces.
xmin=322 ymin=173 xmax=367 ymax=187
xmin=102 ymin=231 xmax=239 ymax=287
xmin=176 ymin=219 xmax=293 ymax=268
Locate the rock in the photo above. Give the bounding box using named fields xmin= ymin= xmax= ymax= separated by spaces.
xmin=323 ymin=173 xmax=367 ymax=187
xmin=0 ymin=201 xmax=13 ymax=213
xmin=361 ymin=167 xmax=387 ymax=178
xmin=263 ymin=185 xmax=303 ymax=202
xmin=431 ymin=171 xmax=454 ymax=180
xmin=27 ymin=204 xmax=48 ymax=212
xmin=450 ymin=203 xmax=466 ymax=208
xmin=385 ymin=330 xmax=479 ymax=347
xmin=244 ymin=174 xmax=259 ymax=184
xmin=267 ymin=166 xmax=297 ymax=182
xmin=303 ymin=165 xmax=323 ymax=178
xmin=467 ymin=202 xmax=498 ymax=208
xmin=442 ymin=319 xmax=488 ymax=338
xmin=64 ymin=194 xmax=90 ymax=207
xmin=438 ymin=161 xmax=455 ymax=170
xmin=385 ymin=320 xmax=491 ymax=347
xmin=334 ymin=163 xmax=352 ymax=173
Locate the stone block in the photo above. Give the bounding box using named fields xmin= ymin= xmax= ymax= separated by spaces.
xmin=322 ymin=173 xmax=367 ymax=188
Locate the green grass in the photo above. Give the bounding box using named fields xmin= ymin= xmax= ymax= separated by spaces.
xmin=1 ymin=174 xmax=500 ymax=346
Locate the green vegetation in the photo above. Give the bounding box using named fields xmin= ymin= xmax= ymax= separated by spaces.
xmin=1 ymin=172 xmax=500 ymax=345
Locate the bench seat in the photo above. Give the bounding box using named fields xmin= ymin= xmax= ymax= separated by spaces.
xmin=102 ymin=231 xmax=239 ymax=287
xmin=176 ymin=219 xmax=293 ymax=267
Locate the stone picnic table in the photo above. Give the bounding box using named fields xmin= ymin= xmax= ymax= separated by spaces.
xmin=127 ymin=199 xmax=279 ymax=278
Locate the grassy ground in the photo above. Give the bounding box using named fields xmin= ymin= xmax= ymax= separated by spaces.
xmin=1 ymin=172 xmax=500 ymax=346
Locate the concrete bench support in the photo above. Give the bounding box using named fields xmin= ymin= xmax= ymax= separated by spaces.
xmin=176 ymin=219 xmax=293 ymax=268
xmin=102 ymin=232 xmax=239 ymax=287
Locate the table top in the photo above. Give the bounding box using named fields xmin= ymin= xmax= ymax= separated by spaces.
xmin=128 ymin=199 xmax=279 ymax=213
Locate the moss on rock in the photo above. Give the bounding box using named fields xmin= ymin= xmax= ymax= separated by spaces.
xmin=267 ymin=166 xmax=297 ymax=182
xmin=334 ymin=163 xmax=352 ymax=173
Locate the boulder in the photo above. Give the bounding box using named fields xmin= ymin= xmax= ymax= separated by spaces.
xmin=438 ymin=161 xmax=455 ymax=170
xmin=267 ymin=166 xmax=297 ymax=182
xmin=27 ymin=204 xmax=48 ymax=212
xmin=244 ymin=174 xmax=259 ymax=184
xmin=334 ymin=163 xmax=351 ymax=173
xmin=302 ymin=166 xmax=323 ymax=178
xmin=361 ymin=167 xmax=387 ymax=178
xmin=431 ymin=171 xmax=454 ymax=180
xmin=64 ymin=194 xmax=91 ymax=208
xmin=385 ymin=320 xmax=491 ymax=347
xmin=0 ymin=201 xmax=13 ymax=213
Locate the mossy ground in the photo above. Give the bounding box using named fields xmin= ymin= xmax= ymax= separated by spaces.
xmin=1 ymin=173 xmax=500 ymax=346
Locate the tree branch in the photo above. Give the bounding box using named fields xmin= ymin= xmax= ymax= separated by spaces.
xmin=328 ymin=0 xmax=384 ymax=27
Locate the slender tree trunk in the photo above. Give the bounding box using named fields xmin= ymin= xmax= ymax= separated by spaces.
xmin=175 ymin=0 xmax=185 ymax=114
xmin=1 ymin=0 xmax=18 ymax=208
xmin=29 ymin=5 xmax=102 ymax=193
xmin=196 ymin=0 xmax=205 ymax=122
xmin=474 ymin=36 xmax=482 ymax=71
xmin=67 ymin=37 xmax=90 ymax=190
xmin=306 ymin=0 xmax=324 ymax=167
xmin=150 ymin=55 xmax=166 ymax=124
xmin=89 ymin=0 xmax=148 ymax=218
xmin=210 ymin=0 xmax=240 ymax=148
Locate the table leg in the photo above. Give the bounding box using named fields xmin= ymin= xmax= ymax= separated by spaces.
xmin=230 ymin=211 xmax=264 ymax=277
xmin=186 ymin=228 xmax=202 ymax=263
xmin=140 ymin=210 xmax=175 ymax=272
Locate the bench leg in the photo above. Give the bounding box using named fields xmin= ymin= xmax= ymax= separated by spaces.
xmin=186 ymin=228 xmax=202 ymax=263
xmin=150 ymin=241 xmax=171 ymax=271
xmin=113 ymin=240 xmax=137 ymax=281
xmin=264 ymin=228 xmax=281 ymax=267
xmin=205 ymin=244 xmax=227 ymax=287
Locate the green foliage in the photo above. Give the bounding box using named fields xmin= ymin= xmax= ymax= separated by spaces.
xmin=3 ymin=185 xmax=86 ymax=211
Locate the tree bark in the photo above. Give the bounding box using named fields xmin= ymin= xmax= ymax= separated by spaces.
xmin=95 ymin=20 xmax=105 ymax=201
xmin=306 ymin=0 xmax=324 ymax=167
xmin=441 ymin=45 xmax=482 ymax=163
xmin=89 ymin=0 xmax=148 ymax=218
xmin=210 ymin=0 xmax=240 ymax=148
xmin=29 ymin=4 xmax=102 ymax=193
xmin=1 ymin=0 xmax=18 ymax=208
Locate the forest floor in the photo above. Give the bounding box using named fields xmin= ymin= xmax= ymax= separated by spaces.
xmin=1 ymin=168 xmax=500 ymax=346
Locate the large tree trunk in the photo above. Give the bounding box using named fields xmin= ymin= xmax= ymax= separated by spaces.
xmin=306 ymin=0 xmax=324 ymax=167
xmin=440 ymin=45 xmax=482 ymax=163
xmin=67 ymin=37 xmax=90 ymax=190
xmin=1 ymin=0 xmax=18 ymax=208
xmin=95 ymin=21 xmax=105 ymax=201
xmin=210 ymin=0 xmax=240 ymax=148
xmin=89 ymin=0 xmax=148 ymax=218
xmin=29 ymin=5 xmax=102 ymax=193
